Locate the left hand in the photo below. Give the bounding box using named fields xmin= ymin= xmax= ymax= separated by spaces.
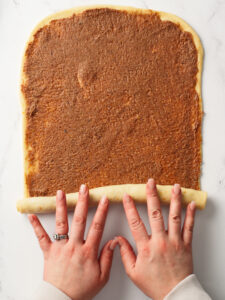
xmin=28 ymin=184 xmax=117 ymax=300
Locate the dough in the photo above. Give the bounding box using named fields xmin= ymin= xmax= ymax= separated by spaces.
xmin=17 ymin=184 xmax=207 ymax=213
xmin=19 ymin=5 xmax=205 ymax=213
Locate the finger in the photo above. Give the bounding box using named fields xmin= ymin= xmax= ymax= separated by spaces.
xmin=146 ymin=178 xmax=165 ymax=236
xmin=99 ymin=239 xmax=117 ymax=283
xmin=117 ymin=236 xmax=136 ymax=277
xmin=168 ymin=184 xmax=182 ymax=241
xmin=85 ymin=195 xmax=109 ymax=257
xmin=28 ymin=214 xmax=51 ymax=253
xmin=55 ymin=190 xmax=68 ymax=238
xmin=70 ymin=184 xmax=88 ymax=244
xmin=123 ymin=193 xmax=149 ymax=249
xmin=182 ymin=201 xmax=196 ymax=246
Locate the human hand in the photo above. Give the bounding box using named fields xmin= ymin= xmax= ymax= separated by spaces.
xmin=28 ymin=184 xmax=117 ymax=300
xmin=117 ymin=179 xmax=196 ymax=300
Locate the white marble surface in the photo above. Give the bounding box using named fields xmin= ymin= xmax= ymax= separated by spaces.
xmin=0 ymin=0 xmax=225 ymax=299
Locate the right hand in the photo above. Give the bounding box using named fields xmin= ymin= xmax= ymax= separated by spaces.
xmin=117 ymin=178 xmax=196 ymax=300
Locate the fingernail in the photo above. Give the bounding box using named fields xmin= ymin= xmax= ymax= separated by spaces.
xmin=100 ymin=195 xmax=108 ymax=205
xmin=174 ymin=184 xmax=181 ymax=195
xmin=124 ymin=193 xmax=130 ymax=203
xmin=80 ymin=184 xmax=87 ymax=194
xmin=190 ymin=201 xmax=196 ymax=210
xmin=115 ymin=236 xmax=122 ymax=247
xmin=57 ymin=190 xmax=64 ymax=199
xmin=148 ymin=178 xmax=155 ymax=189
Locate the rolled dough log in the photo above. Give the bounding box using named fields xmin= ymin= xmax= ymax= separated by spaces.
xmin=17 ymin=184 xmax=207 ymax=213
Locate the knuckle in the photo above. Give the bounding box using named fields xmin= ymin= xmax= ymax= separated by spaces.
xmin=171 ymin=214 xmax=181 ymax=224
xmin=74 ymin=214 xmax=86 ymax=225
xmin=79 ymin=191 xmax=88 ymax=200
xmin=157 ymin=237 xmax=167 ymax=253
xmin=151 ymin=191 xmax=158 ymax=197
xmin=151 ymin=209 xmax=162 ymax=220
xmin=148 ymin=191 xmax=158 ymax=199
xmin=141 ymin=245 xmax=150 ymax=257
xmin=37 ymin=234 xmax=46 ymax=243
xmin=64 ymin=243 xmax=75 ymax=256
xmin=130 ymin=218 xmax=142 ymax=230
xmin=56 ymin=219 xmax=67 ymax=229
xmin=185 ymin=224 xmax=194 ymax=232
xmin=93 ymin=221 xmax=103 ymax=232
xmin=171 ymin=239 xmax=182 ymax=251
xmin=82 ymin=245 xmax=93 ymax=259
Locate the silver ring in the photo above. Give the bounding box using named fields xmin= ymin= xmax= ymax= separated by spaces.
xmin=53 ymin=234 xmax=69 ymax=241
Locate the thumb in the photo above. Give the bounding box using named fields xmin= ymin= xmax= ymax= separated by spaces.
xmin=117 ymin=236 xmax=136 ymax=277
xmin=99 ymin=239 xmax=117 ymax=283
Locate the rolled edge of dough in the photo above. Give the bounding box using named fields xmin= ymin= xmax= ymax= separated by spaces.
xmin=16 ymin=184 xmax=207 ymax=214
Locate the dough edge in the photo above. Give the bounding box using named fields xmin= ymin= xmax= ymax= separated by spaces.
xmin=20 ymin=5 xmax=204 ymax=200
xmin=17 ymin=184 xmax=207 ymax=213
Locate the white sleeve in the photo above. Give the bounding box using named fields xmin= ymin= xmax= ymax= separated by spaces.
xmin=31 ymin=281 xmax=71 ymax=300
xmin=164 ymin=274 xmax=212 ymax=300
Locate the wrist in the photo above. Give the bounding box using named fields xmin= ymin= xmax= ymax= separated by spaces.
xmin=161 ymin=273 xmax=193 ymax=300
xmin=152 ymin=273 xmax=193 ymax=300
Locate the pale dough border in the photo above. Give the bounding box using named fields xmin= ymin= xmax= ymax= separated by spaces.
xmin=19 ymin=5 xmax=204 ymax=211
xmin=17 ymin=184 xmax=207 ymax=213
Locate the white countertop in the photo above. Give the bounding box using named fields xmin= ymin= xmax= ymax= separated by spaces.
xmin=0 ymin=0 xmax=225 ymax=299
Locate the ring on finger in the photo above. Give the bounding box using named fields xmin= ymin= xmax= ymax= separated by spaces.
xmin=53 ymin=233 xmax=69 ymax=241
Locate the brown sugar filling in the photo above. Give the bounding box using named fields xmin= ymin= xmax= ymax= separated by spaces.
xmin=22 ymin=8 xmax=202 ymax=197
